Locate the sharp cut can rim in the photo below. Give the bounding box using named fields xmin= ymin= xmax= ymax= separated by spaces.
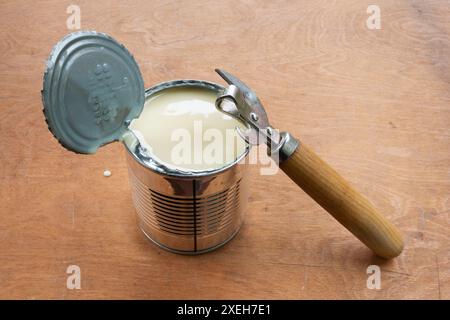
xmin=123 ymin=79 xmax=251 ymax=179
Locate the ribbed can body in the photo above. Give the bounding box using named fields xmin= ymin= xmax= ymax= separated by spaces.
xmin=126 ymin=151 xmax=248 ymax=254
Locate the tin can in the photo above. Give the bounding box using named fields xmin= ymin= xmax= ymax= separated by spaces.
xmin=123 ymin=80 xmax=250 ymax=254
xmin=42 ymin=32 xmax=250 ymax=254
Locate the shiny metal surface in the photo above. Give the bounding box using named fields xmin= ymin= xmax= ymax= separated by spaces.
xmin=123 ymin=80 xmax=250 ymax=254
xmin=273 ymin=132 xmax=300 ymax=162
xmin=214 ymin=69 xmax=299 ymax=162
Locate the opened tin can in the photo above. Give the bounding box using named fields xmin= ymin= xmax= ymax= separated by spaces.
xmin=42 ymin=31 xmax=250 ymax=254
xmin=123 ymin=80 xmax=250 ymax=253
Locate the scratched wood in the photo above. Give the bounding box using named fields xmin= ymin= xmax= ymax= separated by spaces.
xmin=0 ymin=0 xmax=449 ymax=299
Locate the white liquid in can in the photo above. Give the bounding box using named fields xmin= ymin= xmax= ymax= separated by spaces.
xmin=130 ymin=86 xmax=247 ymax=171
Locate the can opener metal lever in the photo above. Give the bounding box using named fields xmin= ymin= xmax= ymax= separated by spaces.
xmin=215 ymin=69 xmax=404 ymax=259
xmin=215 ymin=69 xmax=298 ymax=162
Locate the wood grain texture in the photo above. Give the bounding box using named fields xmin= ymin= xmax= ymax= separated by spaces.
xmin=280 ymin=142 xmax=404 ymax=259
xmin=0 ymin=0 xmax=449 ymax=299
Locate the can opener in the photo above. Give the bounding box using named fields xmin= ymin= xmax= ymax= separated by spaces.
xmin=215 ymin=69 xmax=404 ymax=259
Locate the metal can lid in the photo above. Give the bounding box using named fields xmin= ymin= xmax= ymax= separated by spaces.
xmin=42 ymin=31 xmax=145 ymax=154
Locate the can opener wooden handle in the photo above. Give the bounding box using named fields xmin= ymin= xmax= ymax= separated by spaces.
xmin=215 ymin=69 xmax=404 ymax=259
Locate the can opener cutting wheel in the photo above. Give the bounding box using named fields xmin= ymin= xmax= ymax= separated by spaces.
xmin=215 ymin=69 xmax=404 ymax=259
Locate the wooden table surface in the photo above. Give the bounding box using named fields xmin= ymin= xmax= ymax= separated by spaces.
xmin=0 ymin=0 xmax=449 ymax=299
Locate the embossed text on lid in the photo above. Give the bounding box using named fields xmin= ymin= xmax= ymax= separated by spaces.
xmin=42 ymin=31 xmax=145 ymax=154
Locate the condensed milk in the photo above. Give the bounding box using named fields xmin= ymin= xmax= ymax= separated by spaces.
xmin=130 ymin=86 xmax=247 ymax=172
